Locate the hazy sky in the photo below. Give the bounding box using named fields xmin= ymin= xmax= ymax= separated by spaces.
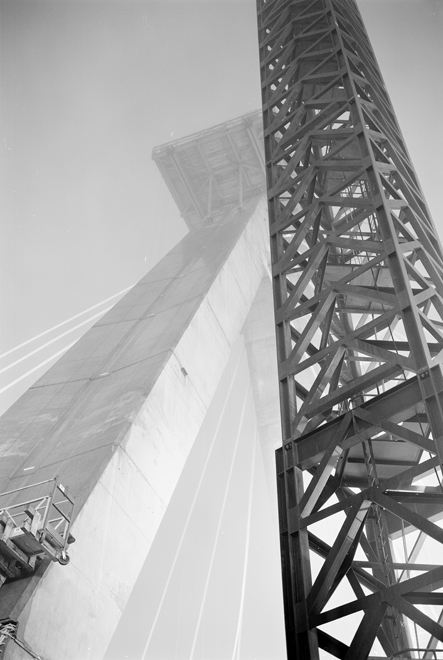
xmin=0 ymin=1 xmax=442 ymax=658
xmin=1 ymin=0 xmax=442 ymax=411
xmin=0 ymin=0 xmax=259 ymax=345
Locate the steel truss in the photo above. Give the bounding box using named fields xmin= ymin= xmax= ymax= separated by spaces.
xmin=257 ymin=0 xmax=443 ymax=658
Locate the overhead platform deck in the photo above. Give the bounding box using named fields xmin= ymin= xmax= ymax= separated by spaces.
xmin=152 ymin=110 xmax=266 ymax=229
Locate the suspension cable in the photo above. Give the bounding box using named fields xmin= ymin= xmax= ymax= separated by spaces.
xmin=231 ymin=425 xmax=257 ymax=660
xmin=189 ymin=382 xmax=251 ymax=660
xmin=0 ymin=307 xmax=112 ymax=376
xmin=140 ymin=345 xmax=246 ymax=660
xmin=0 ymin=285 xmax=133 ymax=360
xmin=0 ymin=343 xmax=75 ymax=395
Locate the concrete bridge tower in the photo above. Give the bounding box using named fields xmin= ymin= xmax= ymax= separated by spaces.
xmin=0 ymin=112 xmax=284 ymax=660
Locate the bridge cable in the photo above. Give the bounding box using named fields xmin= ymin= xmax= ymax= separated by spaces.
xmin=140 ymin=346 xmax=246 ymax=660
xmin=0 ymin=285 xmax=133 ymax=360
xmin=231 ymin=425 xmax=257 ymax=660
xmin=0 ymin=307 xmax=112 ymax=376
xmin=0 ymin=343 xmax=76 ymax=395
xmin=189 ymin=381 xmax=251 ymax=660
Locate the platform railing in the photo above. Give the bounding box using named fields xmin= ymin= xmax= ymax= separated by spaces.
xmin=0 ymin=477 xmax=75 ymax=583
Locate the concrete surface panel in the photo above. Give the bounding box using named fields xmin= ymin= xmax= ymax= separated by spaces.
xmin=173 ymin=299 xmax=232 ymax=409
xmin=94 ymin=279 xmax=171 ymax=325
xmin=98 ymin=446 xmax=167 ymax=541
xmin=147 ymin=268 xmax=212 ymax=314
xmin=7 ymin=352 xmax=170 ymax=477
xmin=62 ymin=474 xmax=161 ymax=608
xmin=242 ymin=276 xmax=282 ymax=506
xmin=0 ymin=446 xmax=114 ymax=519
xmin=130 ymin=223 xmax=217 ymax=286
xmin=0 ymin=382 xmax=68 ymax=439
xmin=34 ymin=321 xmax=137 ymax=387
xmin=123 ymin=352 xmax=208 ymax=503
xmin=108 ymin=300 xmax=202 ymax=371
xmin=0 ymin=380 xmax=89 ymax=480
xmin=205 ymin=201 xmax=268 ymax=342
xmin=6 ymin=557 xmax=122 ymax=660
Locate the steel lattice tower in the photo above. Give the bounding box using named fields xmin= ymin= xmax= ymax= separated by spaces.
xmin=257 ymin=0 xmax=443 ymax=658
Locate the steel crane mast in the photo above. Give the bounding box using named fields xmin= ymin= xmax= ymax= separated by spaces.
xmin=257 ymin=0 xmax=443 ymax=657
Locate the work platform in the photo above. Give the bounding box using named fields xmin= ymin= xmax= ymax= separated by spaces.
xmin=0 ymin=478 xmax=74 ymax=585
xmin=152 ymin=110 xmax=265 ymax=228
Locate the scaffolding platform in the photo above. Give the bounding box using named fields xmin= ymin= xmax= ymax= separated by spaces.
xmin=0 ymin=477 xmax=75 ymax=585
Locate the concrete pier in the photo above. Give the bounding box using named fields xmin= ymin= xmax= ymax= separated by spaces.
xmin=0 ymin=199 xmax=269 ymax=659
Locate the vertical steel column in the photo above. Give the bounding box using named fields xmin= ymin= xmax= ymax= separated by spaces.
xmin=257 ymin=0 xmax=443 ymax=657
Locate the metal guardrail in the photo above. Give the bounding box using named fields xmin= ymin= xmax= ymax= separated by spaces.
xmin=0 ymin=477 xmax=75 ymax=584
